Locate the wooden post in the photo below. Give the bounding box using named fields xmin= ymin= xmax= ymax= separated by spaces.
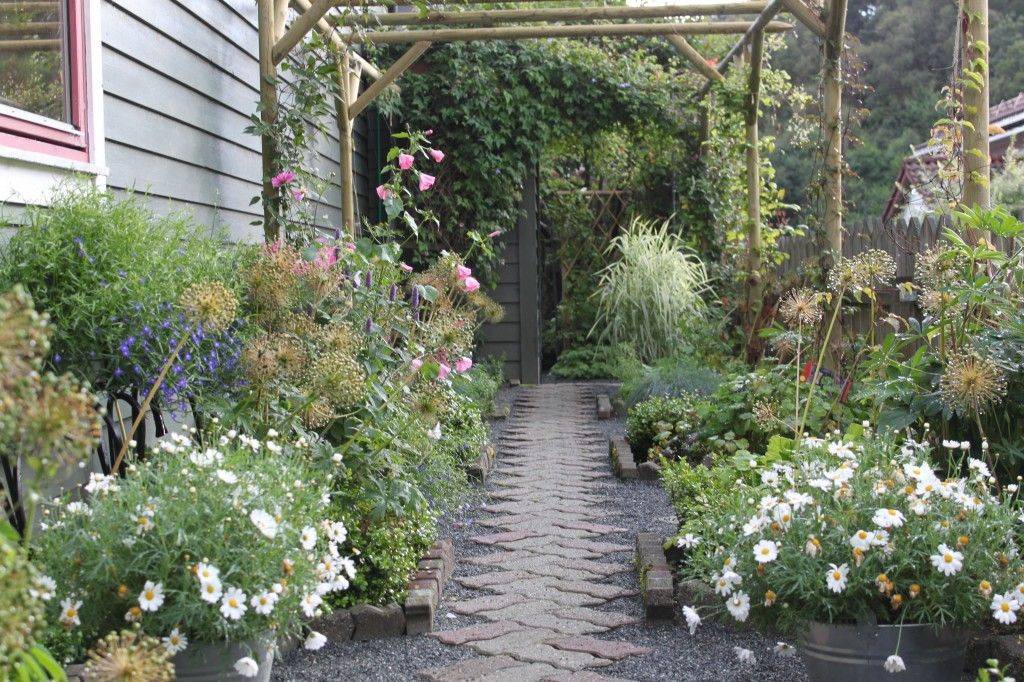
xmin=665 ymin=35 xmax=723 ymax=83
xmin=822 ymin=0 xmax=848 ymax=255
xmin=745 ymin=30 xmax=764 ymax=322
xmin=257 ymin=0 xmax=281 ymax=242
xmin=778 ymin=0 xmax=827 ymax=37
xmin=337 ymin=51 xmax=357 ymax=235
xmin=961 ymin=0 xmax=990 ymax=215
xmin=518 ymin=173 xmax=541 ymax=384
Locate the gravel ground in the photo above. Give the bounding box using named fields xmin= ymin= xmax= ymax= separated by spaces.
xmin=273 ymin=381 xmax=808 ymax=681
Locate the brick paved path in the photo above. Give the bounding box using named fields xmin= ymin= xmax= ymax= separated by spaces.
xmin=419 ymin=384 xmax=650 ymax=682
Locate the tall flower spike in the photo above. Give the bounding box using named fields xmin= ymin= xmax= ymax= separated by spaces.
xmin=779 ymin=288 xmax=823 ymax=328
xmin=178 ymin=281 xmax=238 ymax=333
xmin=940 ymin=351 xmax=1007 ymax=416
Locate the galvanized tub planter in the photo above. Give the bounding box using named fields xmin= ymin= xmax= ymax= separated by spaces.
xmin=802 ymin=621 xmax=969 ymax=682
xmin=171 ymin=634 xmax=275 ymax=681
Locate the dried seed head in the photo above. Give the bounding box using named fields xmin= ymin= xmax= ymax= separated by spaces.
xmin=940 ymin=351 xmax=1007 ymax=416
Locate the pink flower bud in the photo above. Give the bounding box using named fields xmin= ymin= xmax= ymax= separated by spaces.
xmin=410 ymin=358 xmax=423 ymax=371
xmin=463 ymin=276 xmax=480 ymax=293
xmin=400 ymin=262 xmax=414 ymax=273
xmin=271 ymin=170 xmax=296 ymax=188
xmin=398 ymin=153 xmax=414 ymax=170
xmin=437 ymin=362 xmax=452 ymax=380
xmin=344 ymin=242 xmax=356 ymax=253
xmin=488 ymin=230 xmax=502 ymax=238
xmin=418 ymin=173 xmax=436 ymax=191
xmin=375 ymin=185 xmax=391 ymax=201
xmin=429 ymin=149 xmax=445 ymax=163
xmin=455 ymin=265 xmax=472 ymax=280
xmin=455 ymin=356 xmax=473 ymax=373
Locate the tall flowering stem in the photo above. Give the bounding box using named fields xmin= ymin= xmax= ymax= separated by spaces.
xmin=797 ymin=290 xmax=844 ymax=437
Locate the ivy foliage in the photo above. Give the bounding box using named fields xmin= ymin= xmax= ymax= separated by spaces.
xmin=377 ymin=38 xmax=697 ymax=283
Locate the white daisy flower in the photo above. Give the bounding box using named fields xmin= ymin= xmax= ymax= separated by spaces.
xmin=784 ymin=490 xmax=813 ymax=510
xmin=676 ymin=533 xmax=701 ymax=549
xmin=713 ymin=571 xmax=742 ymax=596
xmin=84 ymin=473 xmax=117 ymax=494
xmin=883 ymin=654 xmax=906 ymax=673
xmin=220 ymin=587 xmax=248 ymax=620
xmin=59 ymin=598 xmax=82 ymax=627
xmin=31 ymin=575 xmax=56 ymax=602
xmin=930 ymin=544 xmax=963 ymax=576
xmin=733 ymin=646 xmax=756 ymax=665
xmin=872 ymin=508 xmax=905 ymax=529
xmin=683 ymin=606 xmax=701 ymax=634
xmin=826 ymin=563 xmax=849 ymax=593
xmin=871 ymin=529 xmax=890 ymax=547
xmin=200 ymin=576 xmax=223 ymax=603
xmin=65 ymin=501 xmax=91 ymax=516
xmin=138 ymin=581 xmax=165 ymax=612
xmin=304 ymin=631 xmax=327 ymax=650
xmin=773 ymin=642 xmax=796 ymax=657
xmin=300 ymin=526 xmax=317 ymax=551
xmin=215 ymin=469 xmax=238 ymax=484
xmin=753 ymin=539 xmax=779 ymax=564
xmin=162 ymin=628 xmax=188 ymax=655
xmin=968 ymin=458 xmax=991 ymax=478
xmin=234 ymin=656 xmax=259 ymax=678
xmin=772 ymin=504 xmax=794 ymax=528
xmin=338 ymin=557 xmax=357 ymax=580
xmin=249 ymin=509 xmax=279 ymax=539
xmin=991 ymin=593 xmax=1020 ymax=625
xmin=849 ymin=529 xmax=873 ymax=551
xmin=325 ymin=521 xmax=348 ymax=543
xmin=725 ymin=592 xmax=751 ymax=622
xmin=251 ymin=591 xmax=278 ymax=615
xmin=301 ymin=592 xmax=323 ymax=618
xmin=196 ymin=562 xmax=219 ymax=583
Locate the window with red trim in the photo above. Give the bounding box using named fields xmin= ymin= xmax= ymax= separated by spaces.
xmin=0 ymin=0 xmax=90 ymax=162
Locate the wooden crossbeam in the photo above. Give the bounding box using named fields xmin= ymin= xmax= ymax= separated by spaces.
xmin=349 ymin=21 xmax=793 ymax=45
xmin=695 ymin=0 xmax=783 ymax=98
xmin=664 ymin=35 xmax=722 ymax=82
xmin=335 ymin=2 xmax=770 ymax=27
xmin=0 ymin=38 xmax=59 ymax=51
xmin=779 ymin=0 xmax=827 ymax=37
xmin=274 ymin=0 xmax=335 ymax=64
xmin=348 ymin=41 xmax=431 ymax=119
xmin=0 ymin=22 xmax=58 ymax=36
xmin=291 ymin=0 xmax=383 ymax=80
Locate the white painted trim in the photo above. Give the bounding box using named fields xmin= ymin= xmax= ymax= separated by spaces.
xmin=0 ymin=0 xmax=107 ymax=206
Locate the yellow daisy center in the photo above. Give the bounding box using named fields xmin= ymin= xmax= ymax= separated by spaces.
xmin=832 ymin=571 xmax=841 ymax=580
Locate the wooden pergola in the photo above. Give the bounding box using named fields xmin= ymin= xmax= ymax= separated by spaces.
xmin=255 ymin=0 xmax=992 ymax=299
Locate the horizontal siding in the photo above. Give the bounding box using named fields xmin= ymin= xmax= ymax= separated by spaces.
xmin=101 ymin=0 xmax=371 ymax=238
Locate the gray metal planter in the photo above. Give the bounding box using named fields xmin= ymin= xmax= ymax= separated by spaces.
xmin=802 ymin=621 xmax=969 ymax=682
xmin=172 ymin=634 xmax=274 ymax=681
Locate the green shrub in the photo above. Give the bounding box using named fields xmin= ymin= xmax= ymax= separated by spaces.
xmin=659 ymin=456 xmax=735 ymax=524
xmin=592 ymin=218 xmax=710 ymax=362
xmin=0 ymin=186 xmax=238 ymax=393
xmin=620 ymin=356 xmax=723 ymax=407
xmin=626 ymin=395 xmax=696 ymax=463
xmin=452 ymin=356 xmax=503 ymax=413
xmin=550 ymin=343 xmax=639 ymax=380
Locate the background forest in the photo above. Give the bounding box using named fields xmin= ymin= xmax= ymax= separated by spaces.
xmin=772 ymin=0 xmax=1024 ymax=223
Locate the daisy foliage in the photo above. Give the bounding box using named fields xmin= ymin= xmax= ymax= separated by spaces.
xmin=32 ymin=431 xmax=353 ymax=663
xmin=680 ymin=429 xmax=1024 ymax=636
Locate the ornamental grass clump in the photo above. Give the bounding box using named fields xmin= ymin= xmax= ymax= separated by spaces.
xmin=592 ymin=217 xmax=710 ymax=362
xmin=679 ymin=429 xmax=1024 ymax=672
xmin=34 ymin=432 xmax=354 ymax=671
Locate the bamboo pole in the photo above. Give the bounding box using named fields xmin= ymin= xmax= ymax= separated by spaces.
xmin=348 ymin=41 xmax=432 ymax=119
xmin=350 ymin=21 xmax=793 ymax=45
xmin=337 ymin=51 xmax=357 ymax=234
xmin=0 ymin=38 xmax=60 ymax=52
xmin=822 ymin=0 xmax=848 ymax=255
xmin=335 ymin=2 xmax=770 ymax=27
xmin=665 ymin=35 xmax=723 ymax=82
xmin=290 ymin=0 xmax=385 ymax=80
xmin=779 ymin=0 xmax=827 ymax=37
xmin=257 ymin=0 xmax=282 ymax=242
xmin=745 ymin=30 xmax=765 ymax=322
xmin=961 ymin=0 xmax=990 ymax=216
xmin=694 ymin=0 xmax=782 ymax=98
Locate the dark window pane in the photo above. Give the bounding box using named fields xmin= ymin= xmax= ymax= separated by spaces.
xmin=0 ymin=0 xmax=70 ymax=123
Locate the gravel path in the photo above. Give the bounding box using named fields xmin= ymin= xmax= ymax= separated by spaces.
xmin=273 ymin=382 xmax=807 ymax=681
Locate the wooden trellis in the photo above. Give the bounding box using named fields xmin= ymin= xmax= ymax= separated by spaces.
xmin=255 ymin=0 xmax=991 ymax=319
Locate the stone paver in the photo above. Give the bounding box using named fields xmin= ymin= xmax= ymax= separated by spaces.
xmin=418 ymin=384 xmax=651 ymax=680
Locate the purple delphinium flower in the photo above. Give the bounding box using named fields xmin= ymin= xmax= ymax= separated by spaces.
xmin=365 ymin=270 xmax=373 ymax=288
xmin=389 ymin=283 xmax=398 ymax=302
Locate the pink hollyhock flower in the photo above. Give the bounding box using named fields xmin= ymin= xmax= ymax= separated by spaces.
xmin=398 ymin=153 xmax=414 ymax=170
xmin=344 ymin=242 xmax=356 ymax=253
xmin=429 ymin=149 xmax=445 ymax=163
xmin=437 ymin=362 xmax=452 ymax=381
xmin=488 ymin=230 xmax=502 ymax=238
xmin=410 ymin=358 xmax=423 ymax=371
xmin=424 ymin=129 xmax=434 ymax=136
xmin=400 ymin=262 xmax=414 ymax=273
xmin=291 ymin=188 xmax=306 ymax=202
xmin=314 ymin=246 xmax=338 ymax=270
xmin=455 ymin=265 xmax=472 ymax=280
xmin=463 ymin=276 xmax=480 ymax=293
xmin=375 ymin=185 xmax=392 ymax=201
xmin=271 ymin=170 xmax=296 ymax=188
xmin=419 ymin=174 xmax=436 ymax=191
xmin=455 ymin=356 xmax=473 ymax=373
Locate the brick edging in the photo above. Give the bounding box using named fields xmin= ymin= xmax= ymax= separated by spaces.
xmin=609 ymin=437 xmax=638 ymax=479
xmin=596 ymin=393 xmax=613 ymax=420
xmin=284 ymin=537 xmax=455 ymax=649
xmin=635 ymin=532 xmax=674 ymax=621
xmin=467 ymin=443 xmax=497 ymax=481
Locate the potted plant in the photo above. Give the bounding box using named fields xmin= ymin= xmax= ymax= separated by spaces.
xmin=34 ymin=431 xmax=354 ymax=680
xmin=678 ymin=429 xmax=1024 ymax=680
